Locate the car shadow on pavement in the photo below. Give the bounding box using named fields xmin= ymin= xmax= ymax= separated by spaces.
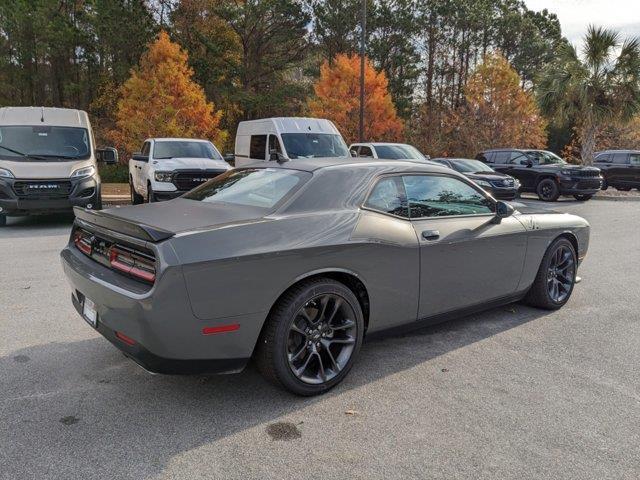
xmin=0 ymin=213 xmax=75 ymax=239
xmin=0 ymin=302 xmax=550 ymax=479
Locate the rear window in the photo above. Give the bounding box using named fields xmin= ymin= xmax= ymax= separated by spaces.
xmin=183 ymin=168 xmax=310 ymax=209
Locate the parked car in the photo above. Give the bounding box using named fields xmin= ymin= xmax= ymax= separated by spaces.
xmin=0 ymin=106 xmax=117 ymax=226
xmin=432 ymin=157 xmax=520 ymax=200
xmin=348 ymin=142 xmax=430 ymax=162
xmin=594 ymin=150 xmax=640 ymax=191
xmin=476 ymin=149 xmax=602 ymax=201
xmin=234 ymin=117 xmax=349 ymax=167
xmin=129 ymin=138 xmax=230 ymax=204
xmin=61 ymin=158 xmax=589 ymax=396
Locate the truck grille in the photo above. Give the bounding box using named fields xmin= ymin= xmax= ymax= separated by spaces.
xmin=13 ymin=180 xmax=72 ymax=198
xmin=173 ymin=170 xmax=226 ymax=191
xmin=575 ymin=170 xmax=600 ymax=178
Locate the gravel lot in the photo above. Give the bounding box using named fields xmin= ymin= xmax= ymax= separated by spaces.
xmin=1 ymin=199 xmax=639 ymax=480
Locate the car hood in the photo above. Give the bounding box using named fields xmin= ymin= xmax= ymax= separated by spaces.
xmin=101 ymin=198 xmax=267 ymax=237
xmin=151 ymin=157 xmax=231 ymax=171
xmin=535 ymin=164 xmax=600 ymax=173
xmin=0 ymin=158 xmax=94 ymax=179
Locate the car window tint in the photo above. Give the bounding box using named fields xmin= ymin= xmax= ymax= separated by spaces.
xmin=250 ymin=135 xmax=267 ymax=160
xmin=493 ymin=151 xmax=510 ymax=163
xmin=268 ymin=135 xmax=282 ymax=155
xmin=630 ymin=153 xmax=640 ymax=165
xmin=476 ymin=153 xmax=489 ymax=163
xmin=141 ymin=142 xmax=150 ymax=156
xmin=402 ymin=175 xmax=495 ymax=218
xmin=510 ymin=152 xmax=531 ymax=165
xmin=595 ymin=153 xmax=611 ymax=163
xmin=359 ymin=146 xmax=373 ymax=157
xmin=364 ymin=177 xmax=409 ymax=218
xmin=612 ymin=152 xmax=629 ymax=164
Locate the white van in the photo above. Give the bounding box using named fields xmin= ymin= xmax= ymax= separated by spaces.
xmin=234 ymin=117 xmax=349 ymax=167
xmin=0 ymin=107 xmax=117 ymax=226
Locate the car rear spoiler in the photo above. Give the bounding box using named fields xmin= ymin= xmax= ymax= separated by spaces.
xmin=73 ymin=207 xmax=174 ymax=242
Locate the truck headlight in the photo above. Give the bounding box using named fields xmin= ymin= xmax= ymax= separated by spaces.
xmin=0 ymin=168 xmax=15 ymax=178
xmin=154 ymin=171 xmax=174 ymax=182
xmin=71 ymin=165 xmax=96 ymax=179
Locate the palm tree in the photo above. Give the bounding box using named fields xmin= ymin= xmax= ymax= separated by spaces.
xmin=538 ymin=26 xmax=640 ymax=164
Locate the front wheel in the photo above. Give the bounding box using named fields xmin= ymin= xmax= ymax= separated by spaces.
xmin=524 ymin=237 xmax=577 ymax=310
xmin=573 ymin=194 xmax=593 ymax=201
xmin=0 ymin=214 xmax=6 ymax=227
xmin=255 ymin=278 xmax=364 ymax=396
xmin=130 ymin=178 xmax=143 ymax=205
xmin=147 ymin=182 xmax=155 ymax=203
xmin=536 ymin=178 xmax=560 ymax=202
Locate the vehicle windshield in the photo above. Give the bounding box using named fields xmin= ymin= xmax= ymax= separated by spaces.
xmin=183 ymin=168 xmax=311 ymax=209
xmin=154 ymin=141 xmax=222 ymax=160
xmin=526 ymin=150 xmax=566 ymax=165
xmin=374 ymin=144 xmax=425 ymax=160
xmin=0 ymin=125 xmax=91 ymax=161
xmin=281 ymin=133 xmax=349 ymax=159
xmin=449 ymin=159 xmax=495 ymax=173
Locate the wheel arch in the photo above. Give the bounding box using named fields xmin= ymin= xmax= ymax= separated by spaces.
xmin=555 ymin=231 xmax=579 ymax=257
xmin=535 ymin=174 xmax=557 ymax=186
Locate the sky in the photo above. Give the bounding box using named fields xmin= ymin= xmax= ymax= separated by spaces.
xmin=524 ymin=0 xmax=640 ymax=48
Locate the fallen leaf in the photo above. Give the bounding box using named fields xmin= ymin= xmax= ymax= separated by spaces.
xmin=345 ymin=409 xmax=360 ymax=415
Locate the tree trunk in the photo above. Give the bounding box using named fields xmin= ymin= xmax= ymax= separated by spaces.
xmin=580 ymin=118 xmax=597 ymax=165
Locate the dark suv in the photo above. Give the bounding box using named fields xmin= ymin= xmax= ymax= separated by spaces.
xmin=594 ymin=150 xmax=640 ymax=191
xmin=476 ymin=149 xmax=602 ymax=201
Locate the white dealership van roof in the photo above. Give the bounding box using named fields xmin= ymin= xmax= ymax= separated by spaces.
xmin=0 ymin=106 xmax=91 ymax=128
xmin=236 ymin=117 xmax=342 ymax=137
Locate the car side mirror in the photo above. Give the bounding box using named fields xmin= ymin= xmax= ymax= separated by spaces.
xmin=269 ymin=149 xmax=288 ymax=163
xmin=132 ymin=153 xmax=149 ymax=162
xmin=223 ymin=153 xmax=235 ymax=166
xmin=96 ymin=147 xmax=118 ymax=165
xmin=524 ymin=159 xmax=533 ymax=167
xmin=350 ymin=149 xmax=358 ymax=157
xmin=494 ymin=200 xmax=514 ymax=223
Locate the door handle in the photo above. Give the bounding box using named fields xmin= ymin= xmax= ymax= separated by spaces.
xmin=422 ymin=230 xmax=440 ymax=241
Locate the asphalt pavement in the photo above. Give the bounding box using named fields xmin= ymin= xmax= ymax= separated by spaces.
xmin=1 ymin=199 xmax=639 ymax=480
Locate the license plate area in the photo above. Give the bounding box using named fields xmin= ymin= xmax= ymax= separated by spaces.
xmin=82 ymin=297 xmax=98 ymax=328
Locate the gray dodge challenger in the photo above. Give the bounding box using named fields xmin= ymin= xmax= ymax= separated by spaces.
xmin=61 ymin=158 xmax=590 ymax=395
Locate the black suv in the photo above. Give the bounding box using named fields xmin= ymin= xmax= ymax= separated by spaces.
xmin=476 ymin=149 xmax=602 ymax=201
xmin=594 ymin=150 xmax=640 ymax=191
xmin=432 ymin=158 xmax=520 ymax=200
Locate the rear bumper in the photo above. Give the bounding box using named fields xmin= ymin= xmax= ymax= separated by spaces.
xmin=60 ymin=244 xmax=264 ymax=374
xmin=0 ymin=175 xmax=99 ymax=216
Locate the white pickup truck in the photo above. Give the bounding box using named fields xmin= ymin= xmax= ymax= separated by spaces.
xmin=129 ymin=138 xmax=231 ymax=203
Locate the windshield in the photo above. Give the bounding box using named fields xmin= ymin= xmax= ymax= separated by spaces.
xmin=526 ymin=150 xmax=566 ymax=165
xmin=183 ymin=168 xmax=310 ymax=209
xmin=375 ymin=144 xmax=425 ymax=160
xmin=0 ymin=125 xmax=90 ymax=161
xmin=281 ymin=133 xmax=349 ymax=159
xmin=450 ymin=159 xmax=495 ymax=173
xmin=154 ymin=141 xmax=222 ymax=160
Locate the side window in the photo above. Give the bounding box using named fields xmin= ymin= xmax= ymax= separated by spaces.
xmin=402 ymin=175 xmax=495 ymax=218
xmin=364 ymin=177 xmax=409 ymax=218
xmin=250 ymin=135 xmax=267 ymax=160
xmin=510 ymin=152 xmax=530 ymax=165
xmin=141 ymin=142 xmax=150 ymax=156
xmin=612 ymin=152 xmax=629 ymax=164
xmin=268 ymin=135 xmax=282 ymax=155
xmin=594 ymin=153 xmax=611 ymax=163
xmin=493 ymin=151 xmax=510 ymax=164
xmin=477 ymin=153 xmax=490 ymax=163
xmin=359 ymin=146 xmax=373 ymax=158
xmin=630 ymin=153 xmax=640 ymax=166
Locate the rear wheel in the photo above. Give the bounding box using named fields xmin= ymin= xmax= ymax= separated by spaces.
xmin=130 ymin=177 xmax=143 ymax=205
xmin=255 ymin=278 xmax=364 ymax=396
xmin=536 ymin=178 xmax=560 ymax=201
xmin=573 ymin=194 xmax=593 ymax=201
xmin=524 ymin=237 xmax=577 ymax=310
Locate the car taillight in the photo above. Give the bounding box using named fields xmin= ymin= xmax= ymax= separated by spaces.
xmin=73 ymin=230 xmax=92 ymax=255
xmin=109 ymin=246 xmax=156 ymax=283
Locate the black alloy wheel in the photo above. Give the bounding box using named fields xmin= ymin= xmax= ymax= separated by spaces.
xmin=286 ymin=294 xmax=357 ymax=385
xmin=524 ymin=237 xmax=577 ymax=310
xmin=255 ymin=278 xmax=364 ymax=396
xmin=537 ymin=178 xmax=560 ymax=202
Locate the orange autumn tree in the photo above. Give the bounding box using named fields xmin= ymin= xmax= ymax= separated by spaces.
xmin=112 ymin=31 xmax=226 ymax=155
xmin=448 ymin=53 xmax=546 ymax=156
xmin=308 ymin=53 xmax=404 ymax=144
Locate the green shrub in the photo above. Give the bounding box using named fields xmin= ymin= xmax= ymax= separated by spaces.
xmin=98 ymin=164 xmax=129 ymax=183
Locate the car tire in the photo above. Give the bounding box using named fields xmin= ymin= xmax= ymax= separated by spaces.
xmin=573 ymin=194 xmax=593 ymax=201
xmin=130 ymin=178 xmax=143 ymax=205
xmin=617 ymin=186 xmax=631 ymax=191
xmin=536 ymin=178 xmax=560 ymax=202
xmin=254 ymin=278 xmax=364 ymax=396
xmin=0 ymin=214 xmax=6 ymax=226
xmin=601 ymin=179 xmax=608 ymax=190
xmin=524 ymin=237 xmax=577 ymax=310
xmin=147 ymin=182 xmax=155 ymax=203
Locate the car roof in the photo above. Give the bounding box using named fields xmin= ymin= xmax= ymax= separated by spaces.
xmin=596 ymin=149 xmax=639 ymax=154
xmin=432 ymin=157 xmax=478 ymax=162
xmin=239 ymin=157 xmax=453 ymax=174
xmin=151 ymin=138 xmax=211 ymax=142
xmin=350 ymin=142 xmax=414 ymax=147
xmin=0 ymin=107 xmax=90 ymax=128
